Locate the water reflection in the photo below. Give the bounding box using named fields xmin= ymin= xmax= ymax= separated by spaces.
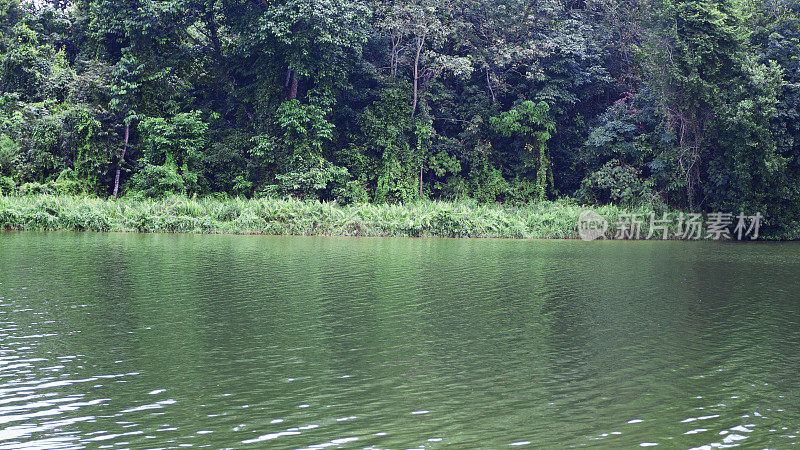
xmin=0 ymin=233 xmax=798 ymax=448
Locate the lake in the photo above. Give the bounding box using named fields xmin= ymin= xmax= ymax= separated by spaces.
xmin=0 ymin=232 xmax=798 ymax=448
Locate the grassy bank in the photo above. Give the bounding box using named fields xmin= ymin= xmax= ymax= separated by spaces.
xmin=0 ymin=194 xmax=665 ymax=239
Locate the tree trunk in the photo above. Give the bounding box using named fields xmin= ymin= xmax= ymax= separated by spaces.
xmin=390 ymin=32 xmax=402 ymax=78
xmin=486 ymin=67 xmax=497 ymax=103
xmin=411 ymin=34 xmax=425 ymax=117
xmin=419 ymin=164 xmax=423 ymax=198
xmin=289 ymin=69 xmax=298 ymax=100
xmin=112 ymin=123 xmax=129 ymax=199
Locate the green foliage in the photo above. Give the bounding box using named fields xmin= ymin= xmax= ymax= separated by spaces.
xmin=0 ymin=101 xmax=113 ymax=193
xmin=262 ymin=158 xmax=349 ymax=201
xmin=127 ymin=164 xmax=186 ymax=198
xmin=467 ymin=161 xmax=510 ymax=203
xmin=0 ymin=193 xmax=676 ymax=239
xmin=490 ymin=101 xmax=556 ymax=201
xmin=0 ymin=133 xmax=18 ymax=175
xmin=0 ymin=175 xmax=14 ymax=194
xmin=136 ymin=111 xmax=208 ymax=195
xmin=342 ymin=82 xmax=420 ymax=203
xmin=54 ymin=168 xmax=87 ymax=195
xmin=577 ymin=160 xmax=658 ymax=207
xmin=273 ymin=100 xmax=333 ymax=168
xmin=0 ymin=0 xmax=796 ymax=234
xmin=337 ymin=179 xmax=370 ymax=205
xmin=18 ymin=181 xmax=54 ymax=195
xmin=139 ymin=111 xmax=208 ymax=168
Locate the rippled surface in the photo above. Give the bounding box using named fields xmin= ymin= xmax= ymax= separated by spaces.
xmin=0 ymin=232 xmax=799 ymax=448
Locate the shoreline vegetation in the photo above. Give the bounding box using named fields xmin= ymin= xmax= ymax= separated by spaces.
xmin=0 ymin=2 xmax=798 ymax=243
xmin=0 ymin=194 xmax=668 ymax=239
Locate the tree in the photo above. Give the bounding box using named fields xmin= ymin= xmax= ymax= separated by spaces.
xmin=379 ymin=0 xmax=471 ymax=117
xmin=108 ymin=52 xmax=142 ymax=198
xmin=645 ymin=0 xmax=755 ymax=208
xmin=490 ymin=100 xmax=555 ymax=201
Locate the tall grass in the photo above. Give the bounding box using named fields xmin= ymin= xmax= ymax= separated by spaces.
xmin=0 ymin=194 xmax=665 ymax=239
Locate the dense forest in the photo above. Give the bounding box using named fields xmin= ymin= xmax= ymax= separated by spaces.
xmin=0 ymin=0 xmax=798 ymax=232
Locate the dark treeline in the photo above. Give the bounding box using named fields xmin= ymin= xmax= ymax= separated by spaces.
xmin=0 ymin=0 xmax=798 ymax=233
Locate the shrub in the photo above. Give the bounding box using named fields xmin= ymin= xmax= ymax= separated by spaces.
xmin=0 ymin=134 xmax=19 ymax=176
xmin=263 ymin=159 xmax=350 ymax=201
xmin=0 ymin=194 xmax=676 ymax=238
xmin=127 ymin=164 xmax=186 ymax=198
xmin=335 ymin=180 xmax=370 ymax=205
xmin=0 ymin=176 xmax=15 ymax=195
xmin=53 ymin=169 xmax=86 ymax=195
xmin=576 ymin=160 xmax=659 ymax=207
xmin=18 ymin=181 xmax=55 ymax=196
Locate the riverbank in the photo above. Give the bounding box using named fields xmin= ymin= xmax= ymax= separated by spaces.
xmin=0 ymin=194 xmax=667 ymax=239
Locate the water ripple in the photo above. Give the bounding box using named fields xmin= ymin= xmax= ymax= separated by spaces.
xmin=0 ymin=234 xmax=798 ymax=447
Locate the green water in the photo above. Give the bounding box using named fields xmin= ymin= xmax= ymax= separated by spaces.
xmin=0 ymin=233 xmax=798 ymax=449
